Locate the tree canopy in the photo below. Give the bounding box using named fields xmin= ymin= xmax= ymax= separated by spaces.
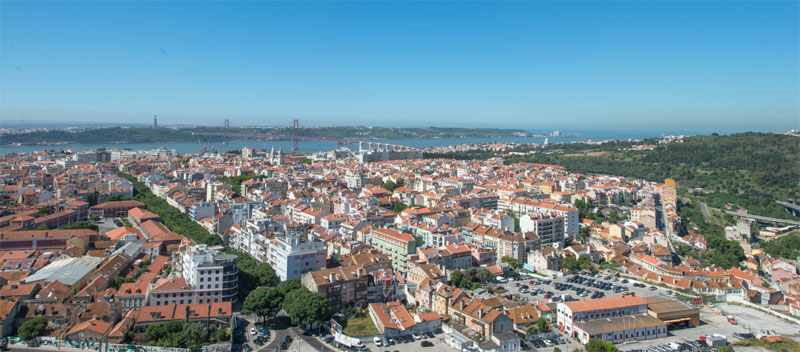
xmin=761 ymin=233 xmax=800 ymax=260
xmin=143 ymin=321 xmax=227 ymax=349
xmin=282 ymin=288 xmax=333 ymax=328
xmin=585 ymin=339 xmax=618 ymax=352
xmin=243 ymin=287 xmax=285 ymax=321
xmin=122 ymin=173 xmax=222 ymax=246
xmin=501 ymin=256 xmax=521 ymax=271
xmin=231 ymin=250 xmax=279 ymax=298
xmin=449 ymin=268 xmax=494 ymax=290
xmin=18 ymin=317 xmax=47 ymax=341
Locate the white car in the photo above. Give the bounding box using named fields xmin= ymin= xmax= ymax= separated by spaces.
xmin=373 ymin=337 xmax=382 ymax=347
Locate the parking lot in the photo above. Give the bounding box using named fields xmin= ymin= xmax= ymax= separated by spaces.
xmin=364 ymin=333 xmax=458 ymax=352
xmin=522 ymin=331 xmax=576 ymax=350
xmin=482 ymin=272 xmax=670 ymax=304
xmin=617 ymin=302 xmax=800 ymax=351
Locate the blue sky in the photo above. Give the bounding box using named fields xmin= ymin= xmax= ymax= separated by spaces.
xmin=0 ymin=1 xmax=797 ymax=131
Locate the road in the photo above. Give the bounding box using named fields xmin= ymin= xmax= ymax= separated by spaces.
xmin=294 ymin=336 xmax=336 ymax=352
xmin=259 ymin=327 xmax=302 ymax=352
xmin=699 ymin=202 xmax=713 ymax=224
xmin=722 ymin=209 xmax=800 ymax=226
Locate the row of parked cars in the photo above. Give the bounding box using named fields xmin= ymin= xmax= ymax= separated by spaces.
xmin=372 ymin=331 xmax=437 ymax=347
xmin=565 ymin=274 xmax=630 ymax=294
xmin=525 ymin=332 xmax=567 ymax=349
xmin=249 ymin=325 xmax=270 ymax=346
xmin=633 ymin=340 xmax=711 ymax=352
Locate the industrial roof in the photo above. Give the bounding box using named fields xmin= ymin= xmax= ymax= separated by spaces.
xmin=24 ymin=256 xmax=103 ymax=286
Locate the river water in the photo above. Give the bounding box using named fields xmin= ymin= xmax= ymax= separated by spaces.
xmin=0 ymin=132 xmax=660 ymax=155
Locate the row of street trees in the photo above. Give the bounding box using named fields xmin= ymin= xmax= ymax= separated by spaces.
xmin=242 ymin=279 xmax=333 ymax=330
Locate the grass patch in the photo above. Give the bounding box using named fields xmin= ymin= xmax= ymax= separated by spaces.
xmin=343 ymin=314 xmax=379 ymax=337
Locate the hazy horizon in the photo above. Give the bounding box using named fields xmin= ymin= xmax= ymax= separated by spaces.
xmin=0 ymin=119 xmax=789 ymax=137
xmin=1 ymin=1 xmax=798 ymax=131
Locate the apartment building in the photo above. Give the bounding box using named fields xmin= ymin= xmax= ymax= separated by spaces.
xmin=180 ymin=245 xmax=238 ymax=302
xmin=509 ymin=198 xmax=579 ymax=238
xmin=302 ymin=266 xmax=369 ymax=309
xmin=369 ymin=228 xmax=417 ymax=273
xmin=519 ymin=214 xmax=565 ymax=247
xmin=267 ymin=233 xmax=326 ymax=281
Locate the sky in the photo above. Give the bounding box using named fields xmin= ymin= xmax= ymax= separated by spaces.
xmin=0 ymin=1 xmax=797 ymax=132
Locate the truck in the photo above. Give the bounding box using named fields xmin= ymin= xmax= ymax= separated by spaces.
xmin=334 ymin=332 xmax=366 ymax=350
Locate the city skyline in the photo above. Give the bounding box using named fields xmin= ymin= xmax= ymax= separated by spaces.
xmin=1 ymin=1 xmax=797 ymax=131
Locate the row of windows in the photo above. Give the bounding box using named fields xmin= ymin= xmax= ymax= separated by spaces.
xmin=153 ymin=297 xmax=221 ymax=305
xmin=598 ymin=327 xmax=666 ymax=341
xmin=155 ymin=290 xmax=222 ymax=298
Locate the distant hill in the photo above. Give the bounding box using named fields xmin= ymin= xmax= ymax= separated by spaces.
xmin=503 ymin=132 xmax=800 ymax=219
xmin=0 ymin=127 xmax=228 ymax=145
xmin=0 ymin=126 xmax=530 ymax=146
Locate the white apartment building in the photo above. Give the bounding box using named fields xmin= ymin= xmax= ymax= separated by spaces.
xmin=228 ymin=224 xmax=271 ymax=264
xmin=510 ymin=198 xmax=579 ymax=239
xmin=148 ymin=245 xmax=239 ymax=306
xmin=519 ymin=214 xmax=565 ymax=246
xmin=180 ymin=245 xmax=239 ymax=301
xmin=267 ymin=233 xmax=326 ymax=281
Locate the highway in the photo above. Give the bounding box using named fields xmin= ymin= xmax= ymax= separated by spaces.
xmin=723 ymin=209 xmax=800 ymax=226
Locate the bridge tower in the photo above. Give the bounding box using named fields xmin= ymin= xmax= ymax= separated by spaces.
xmin=292 ymin=119 xmax=300 ymax=152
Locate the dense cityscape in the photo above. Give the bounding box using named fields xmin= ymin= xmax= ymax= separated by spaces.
xmin=0 ymin=131 xmax=797 ymax=352
xmin=1 ymin=1 xmax=798 ymax=352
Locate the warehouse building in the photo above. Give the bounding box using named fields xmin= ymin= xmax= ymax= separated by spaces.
xmin=646 ymin=296 xmax=700 ymax=328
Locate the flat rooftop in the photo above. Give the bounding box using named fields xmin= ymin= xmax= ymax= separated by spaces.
xmin=24 ymin=256 xmax=104 ymax=286
xmin=576 ymin=314 xmax=665 ymax=336
xmin=646 ymin=296 xmax=700 ymax=315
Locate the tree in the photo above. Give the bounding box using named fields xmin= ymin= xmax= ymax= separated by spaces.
xmin=535 ymin=317 xmax=548 ymax=333
xmin=448 ymin=268 xmax=494 ymax=290
xmin=232 ymin=250 xmax=279 ymax=297
xmin=276 ymin=279 xmax=302 ymax=295
xmin=282 ymin=288 xmax=333 ymax=329
xmin=214 ymin=328 xmax=231 ymax=342
xmin=243 ymin=287 xmax=284 ymax=322
xmin=579 ymin=226 xmax=591 ymax=243
xmin=501 ymin=256 xmax=521 ymax=271
xmin=143 ymin=321 xmax=225 ymax=349
xmin=383 ymin=180 xmax=397 ymax=192
xmin=392 ymin=202 xmax=408 ymax=213
xmin=450 ymin=271 xmax=466 ymax=289
xmin=585 ymin=339 xmax=618 ymax=352
xmin=525 ymin=317 xmax=549 ymax=335
xmin=18 ymin=317 xmax=47 ymax=341
xmin=383 ymin=179 xmax=404 ymax=192
xmin=563 ymin=256 xmax=580 ymax=272
xmin=526 ymin=325 xmax=538 ymax=336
